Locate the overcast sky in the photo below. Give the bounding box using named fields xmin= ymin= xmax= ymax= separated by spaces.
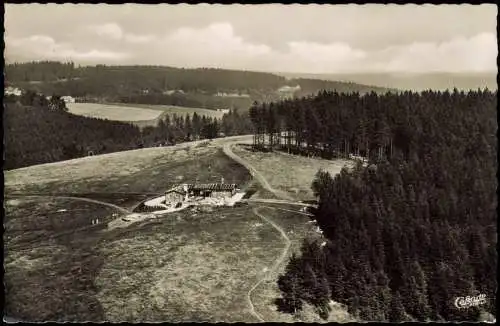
xmin=4 ymin=4 xmax=498 ymax=74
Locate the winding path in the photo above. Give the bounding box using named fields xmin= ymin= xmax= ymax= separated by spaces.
xmin=247 ymin=198 xmax=317 ymax=210
xmin=247 ymin=206 xmax=292 ymax=322
xmin=222 ymin=143 xmax=296 ymax=202
xmin=7 ymin=194 xmax=131 ymax=214
xmin=223 ymin=141 xmax=315 ymax=322
xmin=5 ymin=194 xmax=132 ymax=250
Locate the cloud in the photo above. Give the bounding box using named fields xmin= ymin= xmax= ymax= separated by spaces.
xmin=142 ymin=23 xmax=496 ymax=73
xmin=377 ymin=32 xmax=497 ymax=73
xmin=277 ymin=41 xmax=367 ymax=73
xmin=124 ymin=33 xmax=156 ymax=44
xmin=86 ymin=22 xmax=157 ymax=45
xmin=4 ymin=21 xmax=497 ymax=74
xmin=5 ymin=34 xmax=130 ymax=62
xmin=164 ymin=22 xmax=271 ymax=60
xmin=88 ymin=23 xmax=124 ymax=40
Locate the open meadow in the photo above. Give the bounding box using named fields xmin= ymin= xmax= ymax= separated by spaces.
xmin=4 ymin=135 xmax=351 ymax=322
xmin=113 ymin=102 xmax=225 ymax=118
xmin=66 ymin=102 xmax=164 ymax=122
xmin=232 ymin=144 xmax=354 ymax=201
xmin=4 ymin=136 xmax=252 ymax=195
xmin=66 ymin=103 xmax=225 ymax=129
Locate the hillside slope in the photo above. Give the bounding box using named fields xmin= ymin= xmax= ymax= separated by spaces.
xmin=5 ymin=62 xmax=393 ymax=110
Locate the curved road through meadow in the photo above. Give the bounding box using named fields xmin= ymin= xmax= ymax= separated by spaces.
xmin=222 ymin=143 xmax=296 ymax=202
xmin=5 ymin=194 xmax=132 ymax=251
xmin=7 ymin=194 xmax=131 ymax=214
xmin=223 ymin=141 xmax=315 ymax=322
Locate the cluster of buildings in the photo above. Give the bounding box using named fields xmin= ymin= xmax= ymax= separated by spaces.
xmin=163 ymin=89 xmax=185 ymax=95
xmin=165 ymin=182 xmax=238 ymax=205
xmin=4 ymin=85 xmax=77 ymax=105
xmin=45 ymin=95 xmax=76 ymax=103
xmin=139 ymin=180 xmax=245 ymax=214
xmin=4 ymin=86 xmax=23 ymax=96
xmin=216 ymin=108 xmax=231 ymax=114
xmin=276 ymin=85 xmax=301 ymax=98
xmin=215 ymin=91 xmax=250 ymax=98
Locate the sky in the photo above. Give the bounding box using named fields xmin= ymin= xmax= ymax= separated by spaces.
xmin=4 ymin=4 xmax=498 ymax=74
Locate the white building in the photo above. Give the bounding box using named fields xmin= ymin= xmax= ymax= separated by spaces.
xmin=61 ymin=96 xmax=75 ymax=103
xmin=4 ymin=87 xmax=22 ymax=96
xmin=215 ymin=92 xmax=250 ymax=98
xmin=277 ymin=85 xmax=301 ymax=94
xmin=163 ymin=89 xmax=185 ymax=95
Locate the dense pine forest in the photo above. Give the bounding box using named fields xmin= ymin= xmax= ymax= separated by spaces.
xmin=246 ymin=89 xmax=497 ymax=321
xmin=4 ymin=92 xmax=252 ymax=170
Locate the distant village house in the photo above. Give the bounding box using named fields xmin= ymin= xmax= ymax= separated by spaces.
xmin=4 ymin=86 xmax=23 ymax=96
xmin=217 ymin=108 xmax=230 ymax=114
xmin=215 ymin=92 xmax=250 ymax=98
xmin=163 ymin=89 xmax=185 ymax=95
xmin=277 ymin=85 xmax=301 ymax=98
xmin=61 ymin=96 xmax=75 ymax=103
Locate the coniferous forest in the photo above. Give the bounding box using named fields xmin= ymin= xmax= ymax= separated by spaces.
xmin=4 ymin=92 xmax=252 ymax=170
xmin=248 ymin=89 xmax=497 ymax=321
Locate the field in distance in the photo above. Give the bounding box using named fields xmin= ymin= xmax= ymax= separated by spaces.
xmin=66 ymin=102 xmax=225 ymax=128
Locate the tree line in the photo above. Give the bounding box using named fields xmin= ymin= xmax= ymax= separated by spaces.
xmin=4 ymin=92 xmax=252 ymax=170
xmin=249 ymin=89 xmax=495 ymax=163
xmin=263 ymin=89 xmax=497 ymax=321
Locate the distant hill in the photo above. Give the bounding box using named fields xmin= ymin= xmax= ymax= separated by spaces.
xmin=278 ymin=71 xmax=497 ymax=92
xmin=5 ymin=62 xmax=393 ymax=111
xmin=289 ymin=77 xmax=395 ymax=96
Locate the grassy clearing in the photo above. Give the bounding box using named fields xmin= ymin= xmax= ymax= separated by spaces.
xmin=5 ymin=193 xmax=264 ymax=323
xmin=113 ymin=104 xmax=225 ymax=129
xmin=66 ymin=103 xmax=225 ymax=129
xmin=4 ymin=139 xmax=252 ymax=195
xmin=4 ymin=197 xmax=114 ymax=322
xmin=112 ymin=103 xmax=225 ymax=118
xmin=232 ymin=144 xmax=354 ymax=201
xmin=94 ymin=205 xmax=284 ymax=322
xmin=66 ymin=103 xmax=164 ymax=121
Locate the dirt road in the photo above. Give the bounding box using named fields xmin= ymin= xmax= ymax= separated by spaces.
xmin=222 ymin=140 xmax=317 ymax=322
xmin=7 ymin=194 xmax=131 ymax=214
xmin=247 ymin=198 xmax=317 ymax=210
xmin=222 ymin=143 xmax=295 ymax=201
xmin=247 ymin=206 xmax=292 ymax=322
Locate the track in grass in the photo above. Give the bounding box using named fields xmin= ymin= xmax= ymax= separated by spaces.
xmin=247 ymin=206 xmax=292 ymax=322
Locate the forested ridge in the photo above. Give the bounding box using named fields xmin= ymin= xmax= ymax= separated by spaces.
xmin=247 ymin=89 xmax=497 ymax=321
xmin=5 ymin=61 xmax=391 ymax=110
xmin=4 ymin=92 xmax=252 ymax=170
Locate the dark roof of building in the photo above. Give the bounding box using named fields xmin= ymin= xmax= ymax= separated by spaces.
xmin=165 ymin=183 xmax=237 ymax=194
xmin=190 ymin=183 xmax=237 ymax=191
